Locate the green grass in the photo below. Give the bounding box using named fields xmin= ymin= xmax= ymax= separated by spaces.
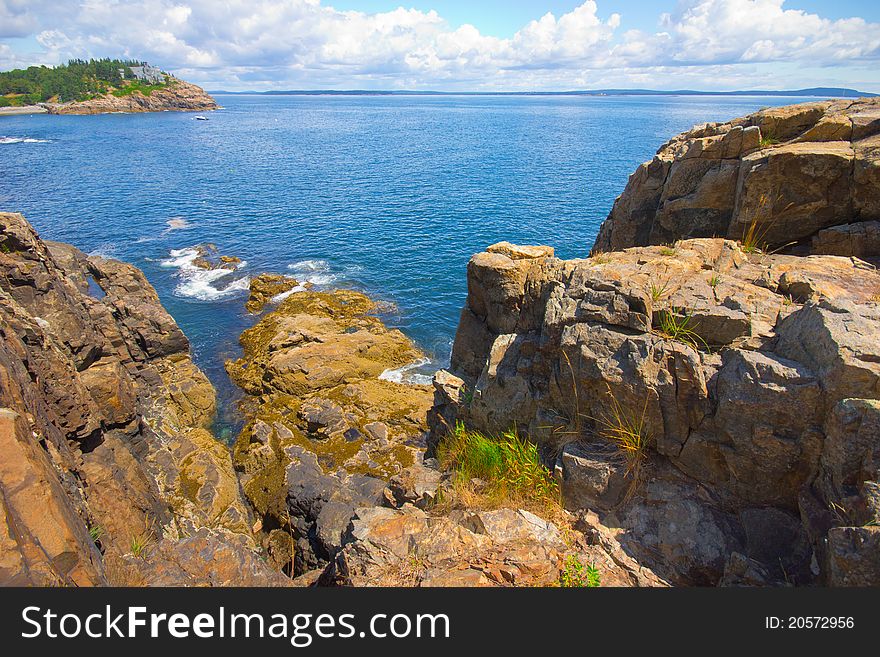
xmin=0 ymin=95 xmax=25 ymax=108
xmin=655 ymin=307 xmax=710 ymax=351
xmin=560 ymin=554 xmax=601 ymax=587
xmin=88 ymin=525 xmax=104 ymax=544
xmin=437 ymin=422 xmax=560 ymax=509
xmin=112 ymin=81 xmax=168 ymax=97
xmin=648 ymin=278 xmax=671 ymax=304
xmin=659 ymin=246 xmax=677 ymax=256
xmin=759 ymin=135 xmax=779 ymax=148
xmin=707 ymin=274 xmax=721 ymax=289
xmin=129 ymin=532 xmax=153 ymax=558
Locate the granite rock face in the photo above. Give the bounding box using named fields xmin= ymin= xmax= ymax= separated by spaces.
xmin=431 ymin=98 xmax=880 ymax=586
xmin=45 ymin=79 xmax=218 ymax=115
xmin=0 ymin=212 xmax=285 ymax=586
xmin=431 ymin=235 xmax=880 ymax=585
xmin=593 ymin=97 xmax=880 ymax=259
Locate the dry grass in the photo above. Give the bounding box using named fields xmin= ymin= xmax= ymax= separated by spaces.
xmin=740 ymin=192 xmax=796 ymax=254
xmin=592 ymin=390 xmax=651 ymax=485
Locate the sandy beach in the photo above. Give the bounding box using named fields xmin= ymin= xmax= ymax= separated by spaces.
xmin=0 ymin=105 xmax=48 ymax=116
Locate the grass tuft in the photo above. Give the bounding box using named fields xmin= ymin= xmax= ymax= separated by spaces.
xmin=88 ymin=525 xmax=104 ymax=544
xmin=648 ymin=278 xmax=671 ymax=304
xmin=740 ymin=192 xmax=793 ymax=254
xmin=129 ymin=523 xmax=155 ymax=559
xmin=655 ymin=307 xmax=710 ymax=351
xmin=437 ymin=422 xmax=561 ymax=511
xmin=593 ymin=390 xmax=651 ymax=481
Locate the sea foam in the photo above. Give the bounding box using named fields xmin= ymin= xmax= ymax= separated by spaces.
xmin=0 ymin=136 xmax=52 ymax=144
xmin=379 ymin=358 xmax=435 ymax=386
xmin=161 ymin=246 xmax=250 ymax=301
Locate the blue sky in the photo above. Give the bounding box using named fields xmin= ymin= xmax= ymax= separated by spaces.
xmin=328 ymin=1 xmax=880 ymax=36
xmin=1 ymin=1 xmax=879 ymax=92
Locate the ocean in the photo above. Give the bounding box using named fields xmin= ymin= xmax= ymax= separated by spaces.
xmin=0 ymin=93 xmax=823 ymax=436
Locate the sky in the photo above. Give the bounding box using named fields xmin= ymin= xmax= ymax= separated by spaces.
xmin=1 ymin=1 xmax=879 ymax=92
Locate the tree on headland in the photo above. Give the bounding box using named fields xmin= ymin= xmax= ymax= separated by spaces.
xmin=0 ymin=58 xmax=161 ymax=107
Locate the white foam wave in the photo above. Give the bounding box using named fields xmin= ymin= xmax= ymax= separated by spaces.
xmin=379 ymin=358 xmax=435 ymax=386
xmin=286 ymin=259 xmax=363 ymax=288
xmin=160 ymin=246 xmax=250 ymax=301
xmin=88 ymin=244 xmax=117 ymax=259
xmin=287 ymin=259 xmax=336 ymax=285
xmin=270 ymin=284 xmax=307 ymax=304
xmin=0 ymin=136 xmax=52 ymax=145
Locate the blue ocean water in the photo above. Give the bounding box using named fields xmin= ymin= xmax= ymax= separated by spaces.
xmin=0 ymin=94 xmax=823 ymax=435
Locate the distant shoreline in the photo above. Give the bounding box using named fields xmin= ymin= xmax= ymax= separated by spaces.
xmin=210 ymin=87 xmax=877 ymax=98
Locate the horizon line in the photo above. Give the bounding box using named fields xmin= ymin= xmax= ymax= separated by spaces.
xmin=207 ymin=86 xmax=879 ymax=98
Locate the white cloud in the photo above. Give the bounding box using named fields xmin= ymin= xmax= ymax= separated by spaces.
xmin=653 ymin=0 xmax=880 ymax=65
xmin=0 ymin=0 xmax=878 ymax=90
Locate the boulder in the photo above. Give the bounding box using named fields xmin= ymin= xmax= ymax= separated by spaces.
xmin=825 ymin=527 xmax=880 ymax=587
xmin=246 ymin=273 xmax=301 ymax=313
xmin=593 ymin=97 xmax=880 ymax=256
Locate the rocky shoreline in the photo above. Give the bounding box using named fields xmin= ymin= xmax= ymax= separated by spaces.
xmin=0 ymin=212 xmax=285 ymax=584
xmin=0 ymin=79 xmax=217 ymax=117
xmin=1 ymin=96 xmax=879 ymax=587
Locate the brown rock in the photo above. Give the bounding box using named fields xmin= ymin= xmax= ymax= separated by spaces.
xmin=45 ymin=78 xmax=218 ymax=115
xmin=593 ymin=97 xmax=880 ymax=256
xmin=245 ymin=274 xmax=301 ymax=313
xmin=0 ymin=212 xmax=265 ymax=586
xmin=826 ymin=526 xmax=880 ymax=586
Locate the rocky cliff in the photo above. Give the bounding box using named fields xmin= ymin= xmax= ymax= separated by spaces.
xmin=0 ymin=212 xmax=284 ymax=585
xmin=593 ymin=97 xmax=880 ymax=259
xmin=432 ymin=99 xmax=880 ymax=587
xmin=44 ymin=78 xmax=217 ymax=115
xmin=221 ymin=275 xmax=668 ymax=587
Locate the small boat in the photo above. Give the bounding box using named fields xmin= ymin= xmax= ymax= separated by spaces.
xmin=194 ymin=115 xmax=209 ymax=121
